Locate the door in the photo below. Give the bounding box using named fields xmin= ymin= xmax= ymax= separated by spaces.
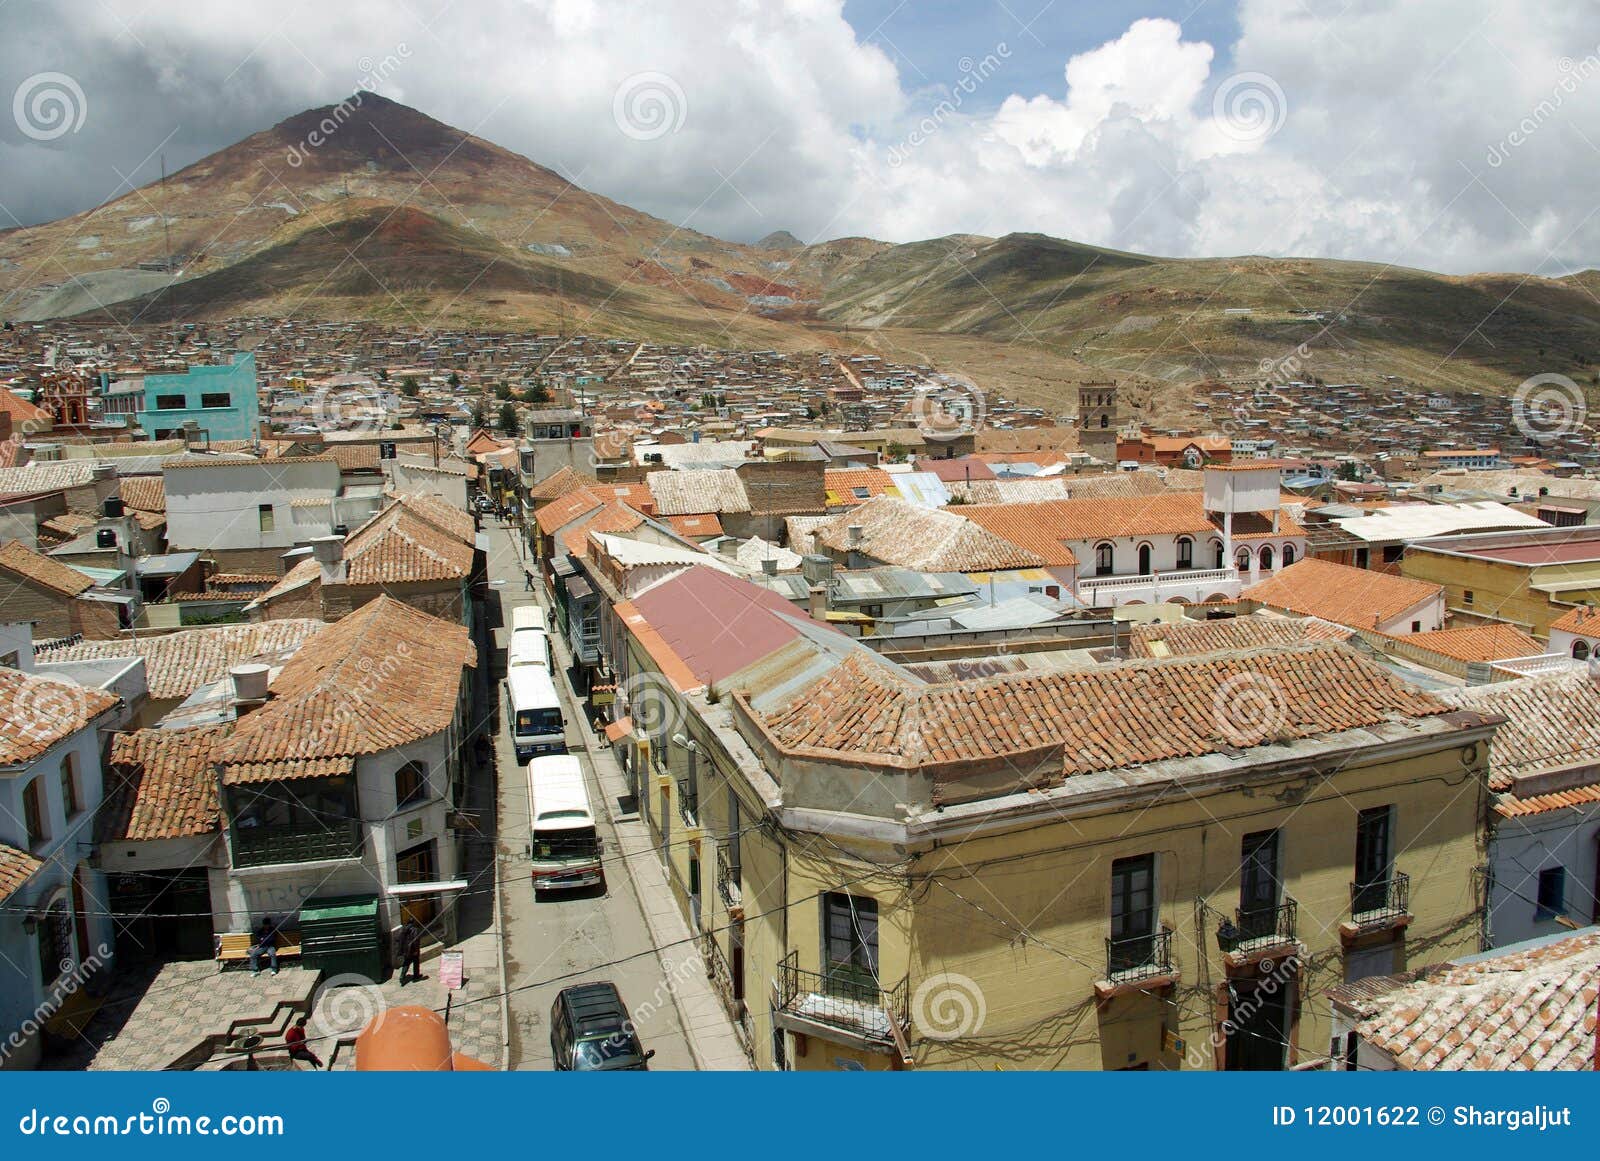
xmin=1225 ymin=980 xmax=1289 ymax=1070
xmin=1137 ymin=544 xmax=1153 ymax=576
xmin=822 ymin=892 xmax=879 ymax=998
xmin=397 ymin=841 xmax=439 ymax=928
xmin=1353 ymin=806 xmax=1393 ymax=913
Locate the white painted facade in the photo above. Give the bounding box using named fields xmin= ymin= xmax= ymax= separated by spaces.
xmin=163 ymin=459 xmax=341 ymax=552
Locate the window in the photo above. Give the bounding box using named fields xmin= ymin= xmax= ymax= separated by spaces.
xmin=1235 ymin=548 xmax=1252 ymax=571
xmin=1411 ymin=620 xmax=1421 ymax=633
xmin=395 ymin=761 xmax=428 ymax=808
xmin=59 ymin=753 xmax=83 ymax=818
xmin=1259 ymin=545 xmax=1275 ymax=571
xmin=22 ymin=778 xmax=49 ymax=849
xmin=727 ymin=791 xmax=742 ymax=882
xmin=1094 ymin=542 xmax=1114 ymax=577
xmin=155 ymin=393 xmax=187 ymax=411
xmin=1137 ymin=543 xmax=1153 ymax=576
xmin=1110 ymin=854 xmax=1156 ymax=971
xmin=0 ymin=651 xmax=18 ymax=669
xmin=1355 ymin=547 xmax=1370 ymax=569
xmin=1282 ymin=544 xmax=1295 ymax=566
xmin=681 ymin=745 xmax=698 ymax=823
xmin=1536 ymin=867 xmax=1566 ymax=920
xmin=1176 ymin=537 xmax=1193 ymax=569
xmin=258 ymin=504 xmax=274 ymax=533
xmin=1382 ymin=545 xmax=1404 ymax=564
xmin=851 ymin=487 xmax=870 ymax=500
xmin=822 ymin=892 xmax=879 ymax=995
xmin=1573 ymin=639 xmax=1591 ymax=661
xmin=1353 ymin=805 xmax=1393 ymax=912
xmin=200 ymin=392 xmax=231 ymax=409
xmin=1239 ymin=829 xmax=1281 ymax=919
xmin=1212 ymin=539 xmax=1225 ymax=569
xmin=36 ymin=901 xmax=73 ymax=984
xmin=1463 ymin=590 xmax=1474 ymax=606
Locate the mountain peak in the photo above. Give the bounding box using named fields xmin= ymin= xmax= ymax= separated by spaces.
xmin=755 ymin=230 xmax=803 ymax=251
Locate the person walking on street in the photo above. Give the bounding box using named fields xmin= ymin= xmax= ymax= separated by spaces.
xmin=285 ymin=1017 xmax=324 ymax=1069
xmin=398 ymin=918 xmax=424 ymax=985
xmin=524 ymin=567 xmax=535 ymax=591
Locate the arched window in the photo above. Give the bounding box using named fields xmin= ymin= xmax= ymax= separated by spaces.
xmin=1211 ymin=539 xmax=1225 ymax=569
xmin=395 ymin=761 xmax=429 ymax=808
xmin=1282 ymin=544 xmax=1296 ymax=567
xmin=1236 ymin=547 xmax=1253 ymax=572
xmin=1176 ymin=537 xmax=1194 ymax=569
xmin=1574 ymin=639 xmax=1593 ymax=661
xmin=1100 ymin=414 xmax=1109 ymax=429
xmin=1137 ymin=543 xmax=1153 ymax=576
xmin=1259 ymin=545 xmax=1275 ymax=571
xmin=1095 ymin=542 xmax=1114 ymax=577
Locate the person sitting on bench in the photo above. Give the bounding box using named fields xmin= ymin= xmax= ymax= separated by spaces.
xmin=249 ymin=916 xmax=280 ymax=976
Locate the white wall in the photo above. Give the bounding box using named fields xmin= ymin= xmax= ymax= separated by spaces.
xmin=1487 ymin=805 xmax=1600 ymax=948
xmin=163 ymin=460 xmax=341 ymax=551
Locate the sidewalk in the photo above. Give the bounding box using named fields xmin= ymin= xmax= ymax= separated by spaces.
xmin=487 ymin=516 xmax=749 ymax=1070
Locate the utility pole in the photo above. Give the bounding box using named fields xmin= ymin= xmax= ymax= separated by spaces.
xmin=159 ymin=155 xmax=174 ymax=275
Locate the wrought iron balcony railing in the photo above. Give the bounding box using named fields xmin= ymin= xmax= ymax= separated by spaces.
xmin=776 ymin=951 xmax=906 ymax=1043
xmin=716 ymin=843 xmax=741 ymax=910
xmin=1105 ymin=927 xmax=1174 ymax=982
xmin=1216 ymin=897 xmax=1298 ymax=953
xmin=1350 ymin=872 xmax=1409 ymax=925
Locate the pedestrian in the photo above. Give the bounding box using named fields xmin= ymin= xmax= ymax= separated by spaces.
xmin=397 ymin=918 xmax=424 ymax=985
xmin=284 ymin=1016 xmax=324 ymax=1069
xmin=524 ymin=567 xmax=535 ymax=592
xmin=249 ymin=915 xmax=279 ymax=976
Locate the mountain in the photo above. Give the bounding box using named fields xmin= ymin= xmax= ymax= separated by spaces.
xmin=4 ymin=94 xmax=1598 ymax=409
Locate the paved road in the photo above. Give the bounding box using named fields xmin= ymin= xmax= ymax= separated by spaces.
xmin=486 ymin=522 xmax=698 ymax=1071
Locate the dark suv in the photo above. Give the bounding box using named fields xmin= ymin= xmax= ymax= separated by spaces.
xmin=549 ymin=982 xmax=655 ymax=1071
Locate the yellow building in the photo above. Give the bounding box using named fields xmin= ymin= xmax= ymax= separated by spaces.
xmin=1401 ymin=526 xmax=1600 ymax=639
xmin=610 ymin=564 xmax=1499 ymax=1071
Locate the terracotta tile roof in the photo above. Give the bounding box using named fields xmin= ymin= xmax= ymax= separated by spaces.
xmin=534 ymin=488 xmax=605 ymax=534
xmin=114 ymin=476 xmax=169 ymax=515
xmin=962 ymin=492 xmax=1302 ymax=549
xmin=1128 ymin=614 xmax=1351 ymax=658
xmin=811 ymin=497 xmax=1044 ymax=573
xmin=1441 ymin=669 xmax=1600 ymax=816
xmin=1399 ymin=623 xmax=1543 ymax=664
xmin=388 ymin=490 xmax=476 ymax=544
xmin=38 ymin=620 xmax=322 ymax=699
xmin=219 ymin=596 xmax=474 ymax=784
xmin=341 ymin=502 xmax=474 ymax=585
xmin=0 ymin=462 xmax=95 ymax=493
xmin=527 ymin=465 xmax=596 ymax=503
xmin=647 ymin=469 xmax=751 ymax=516
xmin=0 ymin=667 xmax=120 ymax=766
xmin=563 ymin=502 xmax=645 ymax=557
xmin=1349 ymin=932 xmax=1600 ymax=1070
xmin=824 ymin=469 xmax=899 ymax=507
xmin=585 ymin=482 xmax=656 ymax=513
xmin=1549 ymin=604 xmax=1600 ymax=637
xmin=0 ymin=387 xmax=51 ymax=426
xmin=756 ymin=642 xmax=1450 ymax=775
xmin=914 ymin=456 xmax=995 ymax=482
xmin=0 ymin=842 xmax=44 ymax=901
xmin=954 ymin=504 xmax=1080 ymax=567
xmin=102 ymin=725 xmax=227 ymax=841
xmin=0 ymin=538 xmax=93 ymax=597
xmin=665 ymin=513 xmax=722 ymax=538
xmin=38 ymin=512 xmax=97 ymax=545
xmin=1243 ymin=558 xmax=1442 ymax=629
xmin=322 ymin=443 xmax=381 ymax=472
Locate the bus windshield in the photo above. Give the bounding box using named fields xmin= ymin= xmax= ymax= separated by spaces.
xmin=533 ymin=827 xmax=598 ymax=860
xmin=515 ymin=707 xmax=563 ymax=735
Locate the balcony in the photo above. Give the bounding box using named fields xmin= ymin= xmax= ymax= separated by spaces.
xmin=716 ymin=843 xmax=742 ymax=912
xmin=1078 ymin=567 xmax=1241 ymax=609
xmin=1216 ymin=898 xmax=1298 ymax=955
xmin=1349 ymin=872 xmax=1410 ymax=928
xmin=1105 ymin=927 xmax=1175 ymax=983
xmin=775 ymin=951 xmax=907 ymax=1051
xmin=232 ymin=820 xmax=363 ymax=869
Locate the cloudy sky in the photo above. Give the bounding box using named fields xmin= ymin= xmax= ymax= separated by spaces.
xmin=2 ymin=0 xmax=1598 ymax=274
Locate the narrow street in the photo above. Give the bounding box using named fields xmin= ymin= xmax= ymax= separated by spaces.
xmin=480 ymin=517 xmax=703 ymax=1071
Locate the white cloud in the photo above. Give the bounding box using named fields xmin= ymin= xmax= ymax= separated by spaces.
xmin=3 ymin=0 xmax=1600 ymax=273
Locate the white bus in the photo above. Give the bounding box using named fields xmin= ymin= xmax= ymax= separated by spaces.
xmin=526 ymin=755 xmax=603 ymax=892
xmin=511 ymin=605 xmax=548 ymax=634
xmin=507 ymin=665 xmax=565 ymax=761
xmin=509 ymin=626 xmax=553 ymax=670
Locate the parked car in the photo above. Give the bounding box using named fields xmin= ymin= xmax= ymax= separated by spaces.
xmin=549 ymin=982 xmax=654 ymax=1070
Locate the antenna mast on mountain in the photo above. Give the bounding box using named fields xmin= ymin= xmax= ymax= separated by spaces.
xmin=159 ymin=154 xmax=174 ymax=275
xmin=556 ymin=268 xmax=567 ymax=339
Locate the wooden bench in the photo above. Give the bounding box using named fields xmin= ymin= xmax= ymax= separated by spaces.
xmin=216 ymin=932 xmax=304 ymax=969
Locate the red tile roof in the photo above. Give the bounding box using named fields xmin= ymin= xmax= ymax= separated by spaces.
xmin=811 ymin=497 xmax=1044 ymax=572
xmin=1243 ymin=558 xmax=1442 ymax=628
xmin=1441 ymin=668 xmax=1600 ymax=816
xmin=0 ymin=538 xmax=93 ymax=597
xmin=218 ymin=596 xmax=474 ymax=784
xmin=0 ymin=668 xmax=120 ymax=766
xmin=103 ymin=725 xmax=227 ymax=841
xmin=1128 ymin=615 xmax=1351 ymax=658
xmin=1399 ymin=623 xmax=1543 ymax=664
xmin=755 ymin=643 xmax=1451 ymax=776
xmin=39 ymin=620 xmax=321 ymax=700
xmin=0 ymin=842 xmax=44 ymax=901
xmin=1549 ymin=604 xmax=1600 ymax=637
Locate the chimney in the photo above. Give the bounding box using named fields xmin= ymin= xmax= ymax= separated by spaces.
xmin=807 ymin=583 xmax=828 ymax=621
xmin=311 ymin=534 xmax=347 ymax=584
xmin=760 ymin=557 xmax=778 ymax=577
xmin=230 ymin=663 xmax=271 ymax=712
xmin=90 ymin=462 xmax=117 ymax=511
xmin=1466 ymin=661 xmax=1494 ymax=686
xmin=847 ymin=523 xmax=864 ymax=546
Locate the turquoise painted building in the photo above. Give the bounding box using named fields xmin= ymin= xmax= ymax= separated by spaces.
xmin=137 ymin=352 xmax=259 ymax=442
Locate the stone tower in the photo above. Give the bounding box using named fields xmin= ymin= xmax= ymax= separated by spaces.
xmin=1077 ymin=380 xmax=1118 ymax=461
